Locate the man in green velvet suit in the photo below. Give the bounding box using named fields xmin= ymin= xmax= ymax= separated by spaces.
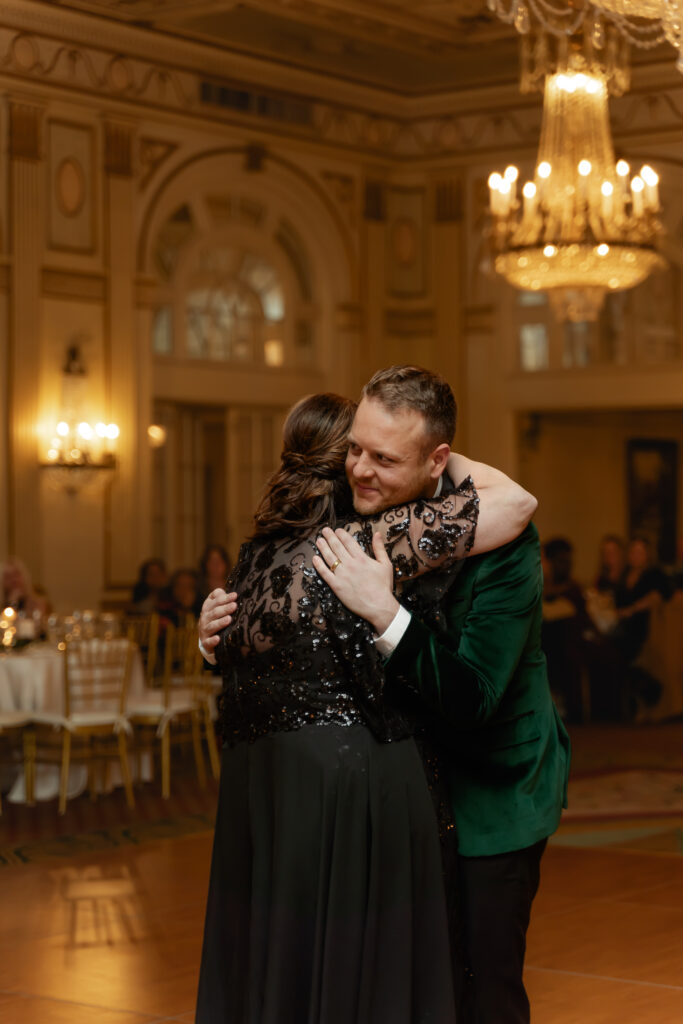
xmin=385 ymin=520 xmax=570 ymax=859
xmin=383 ymin=522 xmax=570 ymax=1022
xmin=313 ymin=366 xmax=571 ymax=1024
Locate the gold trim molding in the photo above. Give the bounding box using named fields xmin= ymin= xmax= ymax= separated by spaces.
xmin=42 ymin=267 xmax=106 ymax=301
xmin=0 ymin=17 xmax=682 ymax=160
xmin=384 ymin=308 xmax=435 ymax=338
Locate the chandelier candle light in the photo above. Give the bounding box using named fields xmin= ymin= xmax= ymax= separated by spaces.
xmin=487 ymin=60 xmax=665 ymax=321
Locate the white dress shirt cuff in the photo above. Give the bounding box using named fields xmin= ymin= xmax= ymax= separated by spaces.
xmin=374 ymin=604 xmax=412 ymax=657
xmin=198 ymin=638 xmax=217 ymax=666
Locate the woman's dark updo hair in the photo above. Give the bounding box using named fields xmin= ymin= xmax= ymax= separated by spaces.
xmin=252 ymin=393 xmax=356 ymax=539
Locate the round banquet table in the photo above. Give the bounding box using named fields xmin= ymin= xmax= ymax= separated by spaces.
xmin=0 ymin=642 xmax=148 ymax=803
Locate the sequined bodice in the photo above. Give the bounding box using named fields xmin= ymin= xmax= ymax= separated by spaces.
xmin=217 ymin=477 xmax=478 ymax=746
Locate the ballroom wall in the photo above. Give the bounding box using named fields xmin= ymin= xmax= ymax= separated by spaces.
xmin=2 ymin=0 xmax=683 ymax=610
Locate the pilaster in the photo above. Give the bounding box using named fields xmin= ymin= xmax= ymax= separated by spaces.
xmin=8 ymin=97 xmax=43 ymax=573
xmin=360 ymin=178 xmax=387 ymax=382
xmin=103 ymin=117 xmax=143 ymax=587
xmin=433 ymin=176 xmax=467 ymax=449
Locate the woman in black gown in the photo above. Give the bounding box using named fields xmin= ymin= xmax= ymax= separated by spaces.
xmin=195 ymin=393 xmax=527 ymax=1024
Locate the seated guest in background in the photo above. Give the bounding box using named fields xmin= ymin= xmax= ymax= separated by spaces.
xmin=1 ymin=557 xmax=50 ymax=617
xmin=158 ymin=567 xmax=203 ymax=627
xmin=612 ymin=536 xmax=671 ymax=663
xmin=584 ymin=536 xmax=670 ymax=722
xmin=595 ymin=534 xmax=627 ymax=599
xmin=541 ymin=537 xmax=591 ymax=723
xmin=584 ymin=534 xmax=625 ymax=637
xmin=198 ymin=544 xmax=232 ymax=602
xmin=128 ymin=557 xmax=168 ymax=615
xmin=588 ymin=535 xmax=670 ymax=719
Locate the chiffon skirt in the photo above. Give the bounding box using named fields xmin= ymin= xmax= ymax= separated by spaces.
xmin=195 ymin=723 xmax=457 ymax=1024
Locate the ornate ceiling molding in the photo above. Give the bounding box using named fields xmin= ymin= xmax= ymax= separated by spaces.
xmin=36 ymin=0 xmax=499 ymax=52
xmin=0 ymin=23 xmax=538 ymax=158
xmin=1 ymin=14 xmax=682 ymax=161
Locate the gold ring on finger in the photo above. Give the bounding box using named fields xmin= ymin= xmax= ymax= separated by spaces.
xmin=330 ymin=558 xmax=341 ymax=573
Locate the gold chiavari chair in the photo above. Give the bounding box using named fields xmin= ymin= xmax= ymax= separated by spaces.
xmin=125 ymin=613 xmax=161 ymax=686
xmin=174 ymin=621 xmax=221 ymax=782
xmin=127 ymin=620 xmax=211 ymax=799
xmin=33 ymin=637 xmax=135 ymax=815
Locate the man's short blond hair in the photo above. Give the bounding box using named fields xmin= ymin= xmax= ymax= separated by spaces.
xmin=361 ymin=365 xmax=457 ymax=452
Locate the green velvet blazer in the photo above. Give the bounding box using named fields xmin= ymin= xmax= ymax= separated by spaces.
xmin=385 ymin=522 xmax=571 ymax=858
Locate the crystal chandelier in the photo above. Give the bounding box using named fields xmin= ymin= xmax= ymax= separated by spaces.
xmin=594 ymin=1 xmax=683 ymax=73
xmin=488 ymin=0 xmax=683 ymax=75
xmin=487 ymin=57 xmax=665 ymax=322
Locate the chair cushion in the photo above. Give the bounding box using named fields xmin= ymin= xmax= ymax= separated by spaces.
xmin=127 ymin=691 xmax=196 ymax=718
xmin=32 ymin=710 xmax=128 ymax=731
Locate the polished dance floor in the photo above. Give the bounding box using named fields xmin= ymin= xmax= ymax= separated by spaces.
xmin=1 ymin=726 xmax=682 ymax=1023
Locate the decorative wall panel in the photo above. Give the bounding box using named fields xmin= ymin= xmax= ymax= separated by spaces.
xmin=47 ymin=120 xmax=95 ymax=253
xmin=386 ymin=186 xmax=426 ymax=298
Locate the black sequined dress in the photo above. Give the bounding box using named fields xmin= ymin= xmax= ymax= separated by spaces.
xmin=195 ymin=479 xmax=479 ymax=1024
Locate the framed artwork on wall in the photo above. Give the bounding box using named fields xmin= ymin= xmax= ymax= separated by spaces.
xmin=626 ymin=438 xmax=678 ymax=564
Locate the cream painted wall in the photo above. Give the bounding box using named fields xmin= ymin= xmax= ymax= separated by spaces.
xmin=41 ymin=477 xmax=104 ymax=613
xmin=520 ymin=409 xmax=683 ymax=585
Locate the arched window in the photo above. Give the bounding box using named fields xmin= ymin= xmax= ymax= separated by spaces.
xmin=150 ymin=198 xmax=315 ymax=369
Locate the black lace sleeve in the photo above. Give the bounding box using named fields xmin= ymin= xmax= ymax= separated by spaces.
xmin=345 ymin=475 xmax=479 ymax=583
xmin=212 ymin=478 xmax=477 ymax=747
xmin=214 ymin=532 xmax=412 ymax=745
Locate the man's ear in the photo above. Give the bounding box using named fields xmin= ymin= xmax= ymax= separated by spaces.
xmin=428 ymin=442 xmax=450 ymax=478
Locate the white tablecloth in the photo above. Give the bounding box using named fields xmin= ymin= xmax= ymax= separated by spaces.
xmin=0 ymin=644 xmax=148 ymax=803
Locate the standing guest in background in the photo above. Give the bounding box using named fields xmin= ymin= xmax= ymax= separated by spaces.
xmin=541 ymin=537 xmax=591 ymax=723
xmin=1 ymin=558 xmax=50 ymax=617
xmin=128 ymin=558 xmax=168 ymax=615
xmin=158 ymin=568 xmax=203 ymax=627
xmin=198 ymin=545 xmax=232 ymax=603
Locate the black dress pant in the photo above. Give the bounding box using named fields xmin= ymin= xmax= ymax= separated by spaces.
xmin=456 ymin=838 xmax=547 ymax=1024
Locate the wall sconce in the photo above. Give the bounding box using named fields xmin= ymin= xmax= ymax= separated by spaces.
xmin=147 ymin=424 xmax=167 ymax=448
xmin=40 ymin=344 xmax=119 ymax=496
